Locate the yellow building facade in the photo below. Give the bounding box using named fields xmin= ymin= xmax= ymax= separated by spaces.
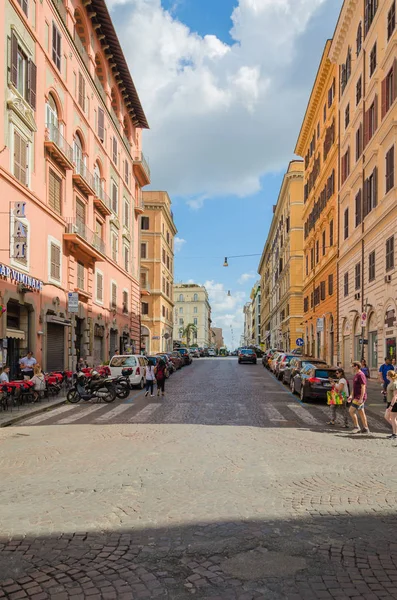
xmin=295 ymin=41 xmax=339 ymax=364
xmin=140 ymin=191 xmax=177 ymax=354
xmin=258 ymin=161 xmax=304 ymax=351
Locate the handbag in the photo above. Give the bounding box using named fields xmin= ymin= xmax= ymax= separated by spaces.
xmin=327 ymin=389 xmax=344 ymax=406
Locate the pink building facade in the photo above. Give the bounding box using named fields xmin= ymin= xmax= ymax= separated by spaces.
xmin=0 ymin=0 xmax=150 ymax=377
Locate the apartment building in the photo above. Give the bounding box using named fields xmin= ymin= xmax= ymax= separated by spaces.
xmin=140 ymin=191 xmax=177 ymax=354
xmin=258 ymin=161 xmax=304 ymax=351
xmin=243 ymin=302 xmax=253 ymax=346
xmin=250 ymin=281 xmax=261 ymax=346
xmin=295 ymin=41 xmax=339 ymax=364
xmin=330 ymin=0 xmax=397 ymax=372
xmin=173 ymin=284 xmax=212 ymax=348
xmin=0 ymin=0 xmax=149 ymax=376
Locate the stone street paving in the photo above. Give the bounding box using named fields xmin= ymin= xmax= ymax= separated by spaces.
xmin=1 ymin=358 xmax=397 ymax=599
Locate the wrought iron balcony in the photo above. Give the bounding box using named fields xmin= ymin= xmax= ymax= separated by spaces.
xmin=94 ymin=74 xmax=107 ymax=104
xmin=44 ymin=123 xmax=74 ymax=169
xmin=73 ymin=32 xmax=89 ymax=69
xmin=134 ymin=196 xmax=145 ymax=215
xmin=93 ymin=179 xmax=112 ymax=216
xmin=133 ymin=151 xmax=151 ymax=186
xmin=64 ymin=221 xmax=106 ymax=262
xmin=73 ymin=159 xmax=96 ymax=196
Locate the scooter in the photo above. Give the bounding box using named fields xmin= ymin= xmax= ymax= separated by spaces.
xmin=67 ymin=371 xmax=116 ymax=404
xmin=110 ymin=374 xmax=131 ymax=399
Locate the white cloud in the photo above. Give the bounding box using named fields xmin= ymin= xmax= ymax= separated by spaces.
xmin=238 ymin=272 xmax=256 ymax=285
xmin=174 ymin=237 xmax=186 ymax=252
xmin=111 ymin=0 xmax=329 ymax=200
xmin=203 ymin=280 xmax=246 ymax=349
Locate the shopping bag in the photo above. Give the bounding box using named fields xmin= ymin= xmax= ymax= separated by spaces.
xmin=327 ymin=390 xmax=344 ymax=405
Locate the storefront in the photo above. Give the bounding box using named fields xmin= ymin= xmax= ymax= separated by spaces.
xmin=45 ymin=315 xmax=70 ymax=372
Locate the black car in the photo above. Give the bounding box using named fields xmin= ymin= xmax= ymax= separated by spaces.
xmin=238 ymin=349 xmax=257 ymax=364
xmin=291 ymin=364 xmax=338 ymax=401
xmin=177 ymin=348 xmax=192 ymax=365
xmin=283 ymin=357 xmax=327 ymax=388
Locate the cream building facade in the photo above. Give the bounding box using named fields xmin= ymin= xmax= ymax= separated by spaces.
xmin=330 ymin=0 xmax=397 ymax=372
xmin=243 ymin=302 xmax=253 ymax=346
xmin=258 ymin=161 xmax=304 ymax=351
xmin=173 ymin=284 xmax=212 ymax=347
xmin=140 ymin=191 xmax=177 ymax=354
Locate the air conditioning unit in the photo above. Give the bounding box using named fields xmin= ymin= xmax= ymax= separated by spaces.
xmin=354 ymin=292 xmax=361 ymax=300
xmin=385 ymin=275 xmax=392 ymax=283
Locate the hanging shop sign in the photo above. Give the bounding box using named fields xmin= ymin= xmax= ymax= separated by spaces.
xmin=11 ymin=202 xmax=28 ymax=262
xmin=0 ymin=263 xmax=43 ymax=291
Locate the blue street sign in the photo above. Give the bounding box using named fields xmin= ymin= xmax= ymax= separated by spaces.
xmin=296 ymin=338 xmax=304 ymax=347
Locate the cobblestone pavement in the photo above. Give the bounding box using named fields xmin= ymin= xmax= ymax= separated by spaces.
xmin=1 ymin=358 xmax=397 ymax=599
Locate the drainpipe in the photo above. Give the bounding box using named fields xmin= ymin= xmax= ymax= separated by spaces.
xmin=361 ymin=41 xmax=367 ymax=361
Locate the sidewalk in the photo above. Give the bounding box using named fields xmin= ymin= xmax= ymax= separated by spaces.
xmin=0 ymin=394 xmax=66 ymax=427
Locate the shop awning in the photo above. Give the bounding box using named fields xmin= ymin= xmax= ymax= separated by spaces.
xmin=6 ymin=328 xmax=25 ymax=340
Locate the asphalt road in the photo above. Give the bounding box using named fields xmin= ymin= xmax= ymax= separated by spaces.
xmin=1 ymin=358 xmax=397 ymax=599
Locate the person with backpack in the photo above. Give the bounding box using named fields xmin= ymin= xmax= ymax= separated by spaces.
xmin=30 ymin=364 xmax=46 ymax=402
xmin=156 ymin=358 xmax=168 ymax=397
xmin=327 ymin=368 xmax=349 ymax=428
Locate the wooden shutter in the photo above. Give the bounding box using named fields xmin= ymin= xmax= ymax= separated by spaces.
xmin=112 ymin=182 xmax=117 ymax=213
xmin=374 ymin=94 xmax=378 ymax=131
xmin=111 ymin=283 xmax=116 ymax=308
xmin=27 ymin=60 xmax=37 ymax=110
xmin=49 ymin=169 xmax=62 ymax=214
xmin=98 ymin=107 xmax=104 ymax=142
xmin=381 ymin=76 xmax=387 ymax=119
xmin=78 ymin=72 xmax=85 ymax=111
xmin=363 ymin=178 xmax=368 ymax=217
xmin=112 ymin=137 xmax=117 ymax=164
xmin=50 ymin=243 xmax=60 ymax=280
xmin=14 ymin=130 xmax=27 ymax=185
xmin=364 ymin=108 xmax=369 ymax=147
xmin=373 ymin=166 xmax=378 ymax=207
xmin=97 ymin=273 xmax=103 ymax=301
xmin=11 ymin=31 xmax=18 ymax=87
xmin=393 ymin=59 xmax=397 ymax=106
xmin=76 ymin=198 xmax=85 ymax=225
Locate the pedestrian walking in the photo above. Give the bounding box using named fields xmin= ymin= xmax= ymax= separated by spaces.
xmin=379 ymin=357 xmax=394 ymax=401
xmin=0 ymin=366 xmax=10 ymax=383
xmin=144 ymin=362 xmax=156 ymax=397
xmin=327 ymin=368 xmax=349 ymax=428
xmin=348 ymin=361 xmax=369 ymax=434
xmin=156 ymin=358 xmax=168 ymax=397
xmin=30 ymin=364 xmax=46 ymax=402
xmin=19 ymin=351 xmax=37 ymax=380
xmin=361 ymin=359 xmax=370 ymax=378
xmin=384 ymin=370 xmax=397 ymax=439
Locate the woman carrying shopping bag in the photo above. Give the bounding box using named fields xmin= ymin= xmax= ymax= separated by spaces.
xmin=327 ymin=368 xmax=349 ymax=427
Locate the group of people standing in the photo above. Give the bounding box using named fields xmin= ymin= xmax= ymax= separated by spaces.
xmin=144 ymin=358 xmax=168 ymax=398
xmin=328 ymin=357 xmax=397 ymax=438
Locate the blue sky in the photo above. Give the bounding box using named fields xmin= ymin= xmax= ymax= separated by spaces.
xmin=111 ymin=0 xmax=342 ymax=347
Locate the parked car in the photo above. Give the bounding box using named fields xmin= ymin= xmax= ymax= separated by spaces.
xmin=177 ymin=348 xmax=192 ymax=365
xmin=208 ymin=348 xmax=217 ymax=357
xmin=284 ymin=357 xmax=327 ymax=389
xmin=109 ymin=355 xmax=148 ymax=388
xmin=275 ymin=354 xmax=295 ymax=380
xmin=155 ymin=354 xmax=174 ymax=376
xmin=291 ymin=363 xmax=338 ymax=401
xmin=270 ymin=352 xmax=283 ymax=373
xmin=189 ymin=348 xmax=200 ymax=358
xmin=238 ymin=349 xmax=257 ymax=364
xmin=168 ymin=352 xmax=183 ymax=370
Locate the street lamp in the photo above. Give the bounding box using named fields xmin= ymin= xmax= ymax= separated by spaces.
xmin=222 ymin=253 xmax=261 ymax=267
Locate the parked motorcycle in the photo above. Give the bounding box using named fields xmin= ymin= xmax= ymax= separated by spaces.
xmin=110 ymin=374 xmax=131 ymax=399
xmin=67 ymin=371 xmax=116 ymax=404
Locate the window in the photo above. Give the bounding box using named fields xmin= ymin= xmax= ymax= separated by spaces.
xmin=111 ymin=181 xmax=118 ymax=214
xmin=50 ymin=243 xmax=61 ymax=281
xmin=328 ymin=274 xmax=334 ymax=296
xmin=124 ymin=245 xmax=129 ymax=272
xmin=166 ymin=281 xmax=170 ymax=297
xmin=78 ymin=72 xmax=85 ymax=111
xmin=162 ymin=248 xmax=166 ymax=263
xmin=141 ymin=243 xmax=147 ymax=259
xmin=341 ymin=48 xmax=351 ymax=94
xmin=344 ymin=208 xmax=349 ymax=240
xmin=315 ymin=240 xmax=319 ymax=264
xmin=179 ymin=318 xmax=183 ymax=326
xmin=179 ymin=307 xmax=183 ymax=314
xmin=356 ymin=76 xmax=362 ymax=105
xmin=194 ymin=306 xmax=198 ymax=314
xmin=111 ymin=232 xmax=118 ymax=262
xmin=388 ymin=1 xmax=396 ymax=40
xmin=95 ymin=219 xmax=103 ymax=242
xmin=305 ymin=254 xmax=308 ymax=276
xmin=368 ymin=250 xmax=376 ymax=281
xmin=386 ymin=236 xmax=395 ymax=271
xmin=355 ymin=263 xmax=361 ymax=290
xmin=386 ymin=145 xmax=395 ymax=193
xmin=167 ymin=255 xmax=170 ymax=270
xmin=13 ymin=130 xmax=29 ymax=186
xmin=162 ymin=306 xmax=165 ymax=318
xmin=142 ymin=302 xmax=149 ymax=315
xmin=328 ymin=79 xmax=335 ymax=107
xmin=111 ymin=282 xmax=117 ymax=310
xmin=355 ymin=189 xmax=362 ymax=227
xmin=77 ymin=262 xmax=84 ymax=290
xmin=52 ymin=22 xmax=61 ymax=71
xmin=341 ymin=148 xmax=350 ymax=184
xmin=141 ymin=216 xmax=149 ymax=230
xmin=179 ymin=294 xmax=184 ymax=302
xmin=317 ymin=122 xmax=320 ymax=139
xmin=112 ymin=137 xmax=118 ymax=165
xmin=304 ymin=297 xmax=309 ymax=313
xmin=345 ymin=104 xmax=350 ymax=129
xmin=75 ymin=198 xmax=85 ymax=236
xmin=344 ymin=272 xmax=349 ymax=297
xmin=193 ymin=293 xmax=198 ymax=302
xmin=123 ymin=291 xmax=128 ymax=314
xmin=123 ymin=198 xmax=130 ymax=229
xmin=369 ymin=43 xmax=377 ymax=77
xmin=356 ymin=123 xmax=363 ymax=161
xmin=367 ymin=98 xmax=378 ymax=143
xmin=10 ymin=32 xmax=37 ymax=109
xmin=356 ymin=22 xmax=362 ymax=55
xmin=17 ymin=0 xmax=28 ymax=15
xmin=323 ymin=103 xmax=326 ymax=123
xmin=364 ymin=0 xmax=378 ymax=37
xmin=364 ymin=167 xmax=378 ymax=215
xmin=383 ymin=65 xmax=396 ymax=117
xmin=320 ymin=281 xmax=326 ymax=302
xmin=48 ymin=168 xmax=62 ymax=214
xmin=330 ymin=220 xmax=334 ymax=247
xmin=193 ymin=318 xmax=198 ymax=326
xmin=322 ymin=230 xmax=326 ymax=256
xmin=310 ymin=247 xmax=314 ymax=271
xmin=286 ymin=216 xmax=290 ymax=232
xmin=96 ymin=271 xmax=103 ymax=302
xmin=97 ymin=107 xmax=104 ymax=142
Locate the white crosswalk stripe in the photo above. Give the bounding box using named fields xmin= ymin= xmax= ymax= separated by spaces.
xmin=129 ymin=403 xmax=161 ymax=423
xmin=94 ymin=403 xmax=133 ymax=423
xmin=262 ymin=404 xmax=287 ymax=422
xmin=57 ymin=404 xmax=106 ymax=424
xmin=20 ymin=404 xmax=75 ymax=425
xmin=287 ymin=403 xmax=322 ymax=426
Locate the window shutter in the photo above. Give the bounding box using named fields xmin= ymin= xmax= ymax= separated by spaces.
xmin=51 ymin=243 xmax=60 ymax=280
xmin=374 ymin=94 xmax=378 ymax=130
xmin=11 ymin=31 xmax=18 ymax=87
xmin=14 ymin=130 xmax=27 ymax=185
xmin=112 ymin=283 xmax=116 ymax=308
xmin=394 ymin=59 xmax=397 ymax=105
xmin=381 ymin=76 xmax=387 ymax=119
xmin=27 ymin=60 xmax=37 ymax=110
xmin=98 ymin=107 xmax=104 ymax=142
xmin=363 ymin=178 xmax=368 ymax=217
xmin=112 ymin=183 xmax=117 ymax=213
xmin=78 ymin=72 xmax=85 ymax=111
xmin=373 ymin=166 xmax=378 ymax=207
xmin=364 ymin=108 xmax=369 ymax=147
xmin=97 ymin=273 xmax=103 ymax=301
xmin=49 ymin=169 xmax=62 ymax=214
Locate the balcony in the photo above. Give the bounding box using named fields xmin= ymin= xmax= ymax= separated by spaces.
xmin=51 ymin=0 xmax=67 ymax=26
xmin=74 ymin=32 xmax=89 ymax=69
xmin=93 ymin=180 xmax=112 ymax=217
xmin=44 ymin=124 xmax=74 ymax=169
xmin=133 ymin=151 xmax=151 ymax=186
xmin=73 ymin=160 xmax=96 ymax=196
xmin=134 ymin=196 xmax=145 ymax=215
xmin=94 ymin=74 xmax=107 ymax=104
xmin=64 ymin=221 xmax=106 ymax=262
xmin=140 ymin=280 xmax=151 ymax=296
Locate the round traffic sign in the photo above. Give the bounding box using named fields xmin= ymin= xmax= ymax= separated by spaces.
xmin=296 ymin=338 xmax=304 ymax=347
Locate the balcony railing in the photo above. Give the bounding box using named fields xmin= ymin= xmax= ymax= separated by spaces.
xmin=45 ymin=123 xmax=74 ymax=167
xmin=138 ymin=151 xmax=150 ymax=179
xmin=93 ymin=178 xmax=111 ymax=212
xmin=73 ymin=159 xmax=95 ymax=195
xmin=73 ymin=32 xmax=89 ymax=69
xmin=51 ymin=0 xmax=67 ymax=26
xmin=66 ymin=222 xmax=106 ymax=256
xmin=133 ymin=151 xmax=151 ymax=186
xmin=94 ymin=74 xmax=107 ymax=104
xmin=110 ymin=107 xmax=120 ymax=130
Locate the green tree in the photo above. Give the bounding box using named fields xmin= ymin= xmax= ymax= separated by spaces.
xmin=182 ymin=323 xmax=197 ymax=346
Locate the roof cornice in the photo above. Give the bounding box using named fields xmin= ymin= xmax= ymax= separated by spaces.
xmin=329 ymin=0 xmax=360 ymax=64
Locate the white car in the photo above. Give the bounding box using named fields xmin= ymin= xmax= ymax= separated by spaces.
xmin=208 ymin=348 xmax=217 ymax=357
xmin=109 ymin=355 xmax=148 ymax=388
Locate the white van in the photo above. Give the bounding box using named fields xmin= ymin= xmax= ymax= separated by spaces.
xmin=109 ymin=355 xmax=148 ymax=388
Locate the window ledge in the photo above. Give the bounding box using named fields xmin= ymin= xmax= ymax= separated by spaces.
xmin=7 ymin=87 xmax=37 ymax=132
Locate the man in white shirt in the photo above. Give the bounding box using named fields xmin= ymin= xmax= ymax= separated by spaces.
xmin=19 ymin=352 xmax=37 ymax=380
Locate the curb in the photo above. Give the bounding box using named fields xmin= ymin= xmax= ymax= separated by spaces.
xmin=0 ymin=397 xmax=67 ymax=428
